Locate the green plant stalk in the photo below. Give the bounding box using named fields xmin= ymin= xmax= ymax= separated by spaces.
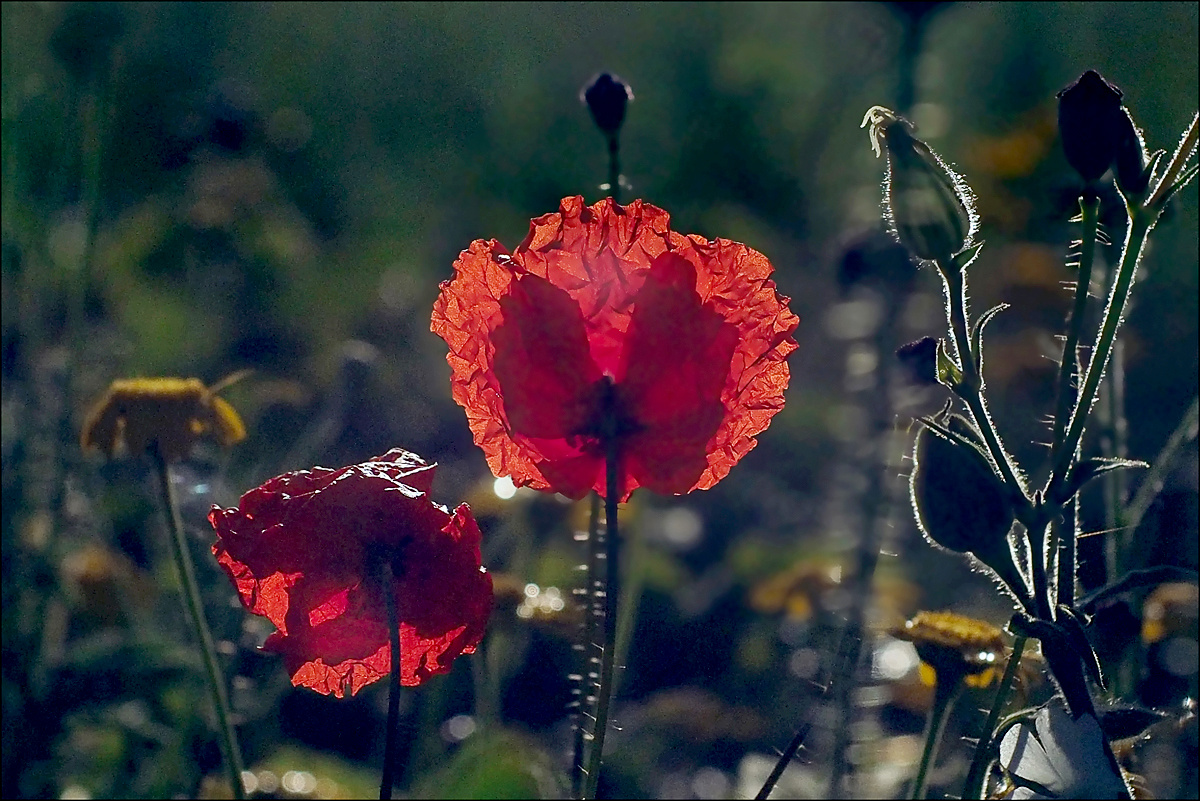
xmin=939 ymin=265 xmax=1027 ymax=505
xmin=582 ymin=436 xmax=621 ymax=801
xmin=1049 ymin=212 xmax=1153 ymax=501
xmin=380 ymin=569 xmax=401 ymax=801
xmin=573 ymin=492 xmax=602 ymax=800
xmin=607 ymin=133 xmax=621 ymax=203
xmin=151 ymin=446 xmax=246 ymax=800
xmin=939 ymin=264 xmax=1048 ymax=616
xmin=910 ymin=670 xmax=963 ymax=800
xmin=961 ymin=634 xmax=1027 ymax=800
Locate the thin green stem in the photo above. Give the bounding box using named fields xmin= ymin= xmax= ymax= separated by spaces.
xmin=1051 ymin=196 xmax=1100 ymax=454
xmin=151 ymin=445 xmax=245 ymax=800
xmin=1048 ymin=213 xmax=1152 ymax=501
xmin=607 ymin=134 xmax=621 ymax=204
xmin=961 ymin=634 xmax=1027 ymax=800
xmin=910 ymin=672 xmax=963 ymax=800
xmin=380 ymin=566 xmax=401 ymax=801
xmin=573 ymin=492 xmax=602 ymax=800
xmin=582 ymin=436 xmax=621 ymax=801
xmin=612 ymin=518 xmax=645 ymax=701
xmin=940 ymin=266 xmax=1026 ymax=505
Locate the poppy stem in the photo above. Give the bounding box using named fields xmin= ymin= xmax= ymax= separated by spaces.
xmin=150 ymin=444 xmax=246 ymax=800
xmin=380 ymin=567 xmax=402 ymax=800
xmin=583 ymin=434 xmax=621 ymax=800
xmin=961 ymin=634 xmax=1027 ymax=799
xmin=607 ymin=132 xmax=621 ymax=204
xmin=573 ymin=491 xmax=603 ymax=800
xmin=910 ymin=671 xmax=963 ymax=800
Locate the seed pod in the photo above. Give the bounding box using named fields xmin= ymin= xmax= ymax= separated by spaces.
xmin=910 ymin=414 xmax=1022 ymax=591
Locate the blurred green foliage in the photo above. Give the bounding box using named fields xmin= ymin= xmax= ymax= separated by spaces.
xmin=2 ymin=2 xmax=1196 ymax=799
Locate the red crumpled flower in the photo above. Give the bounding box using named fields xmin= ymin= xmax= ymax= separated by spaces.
xmin=209 ymin=449 xmax=492 ymax=698
xmin=431 ymin=196 xmax=799 ymax=501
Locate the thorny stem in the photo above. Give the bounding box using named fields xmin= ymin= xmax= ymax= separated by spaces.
xmin=961 ymin=634 xmax=1027 ymax=800
xmin=582 ymin=432 xmax=621 ymax=801
xmin=573 ymin=492 xmax=603 ymax=800
xmin=380 ymin=566 xmax=402 ymax=801
xmin=151 ymin=445 xmax=246 ymax=800
xmin=910 ymin=671 xmax=963 ymax=800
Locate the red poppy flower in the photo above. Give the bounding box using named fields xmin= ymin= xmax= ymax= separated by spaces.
xmin=209 ymin=449 xmax=492 ymax=698
xmin=431 ymin=196 xmax=799 ymax=501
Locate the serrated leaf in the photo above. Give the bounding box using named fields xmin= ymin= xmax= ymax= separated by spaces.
xmin=1062 ymin=457 xmax=1148 ymax=500
xmin=936 ymin=338 xmax=963 ymax=388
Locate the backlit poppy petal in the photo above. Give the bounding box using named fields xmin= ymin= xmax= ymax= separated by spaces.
xmin=432 ymin=196 xmax=799 ymax=501
xmin=210 ymin=450 xmax=492 ymax=697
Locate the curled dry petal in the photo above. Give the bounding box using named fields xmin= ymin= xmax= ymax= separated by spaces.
xmin=431 ymin=196 xmax=799 ymax=501
xmin=210 ymin=448 xmax=492 ymax=697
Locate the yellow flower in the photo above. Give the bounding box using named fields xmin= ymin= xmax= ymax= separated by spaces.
xmin=892 ymin=610 xmax=1006 ymax=689
xmin=81 ymin=377 xmax=246 ymax=462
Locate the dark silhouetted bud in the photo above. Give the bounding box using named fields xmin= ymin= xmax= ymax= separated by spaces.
xmin=1114 ymin=109 xmax=1151 ymax=196
xmin=1057 ymin=70 xmax=1126 ymax=183
xmin=896 ymin=337 xmax=939 ymax=386
xmin=910 ymin=414 xmax=1023 ymax=593
xmin=582 ymin=73 xmax=633 ymax=135
xmin=863 ymin=106 xmax=976 ymax=264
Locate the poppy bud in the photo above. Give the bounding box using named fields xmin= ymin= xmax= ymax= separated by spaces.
xmin=1057 ymin=70 xmax=1126 ymax=184
xmin=1114 ymin=109 xmax=1151 ymax=196
xmin=582 ymin=73 xmax=633 ymax=135
xmin=862 ymin=106 xmax=976 ymax=264
xmin=910 ymin=414 xmax=1023 ymax=592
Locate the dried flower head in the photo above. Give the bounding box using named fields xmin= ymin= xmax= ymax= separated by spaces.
xmin=892 ymin=610 xmax=1005 ymax=688
xmin=81 ymin=377 xmax=246 ymax=462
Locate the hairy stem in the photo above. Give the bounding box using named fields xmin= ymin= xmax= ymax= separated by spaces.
xmin=573 ymin=492 xmax=602 ymax=800
xmin=910 ymin=672 xmax=962 ymax=800
xmin=961 ymin=634 xmax=1027 ymax=800
xmin=582 ymin=436 xmax=621 ymax=801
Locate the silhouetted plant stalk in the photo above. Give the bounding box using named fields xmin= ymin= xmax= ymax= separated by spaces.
xmin=863 ymin=73 xmax=1198 ymax=797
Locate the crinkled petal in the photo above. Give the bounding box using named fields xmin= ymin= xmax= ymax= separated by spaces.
xmin=431 ymin=196 xmax=798 ymax=501
xmin=210 ymin=452 xmax=492 ymax=697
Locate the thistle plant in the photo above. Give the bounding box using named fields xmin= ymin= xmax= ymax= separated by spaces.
xmin=862 ymin=74 xmax=1198 ymax=798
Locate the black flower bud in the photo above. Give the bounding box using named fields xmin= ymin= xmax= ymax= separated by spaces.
xmin=582 ymin=73 xmax=633 ymax=135
xmin=910 ymin=414 xmax=1023 ymax=593
xmin=896 ymin=337 xmax=939 ymax=386
xmin=862 ymin=106 xmax=976 ymax=264
xmin=1057 ymin=70 xmax=1126 ymax=184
